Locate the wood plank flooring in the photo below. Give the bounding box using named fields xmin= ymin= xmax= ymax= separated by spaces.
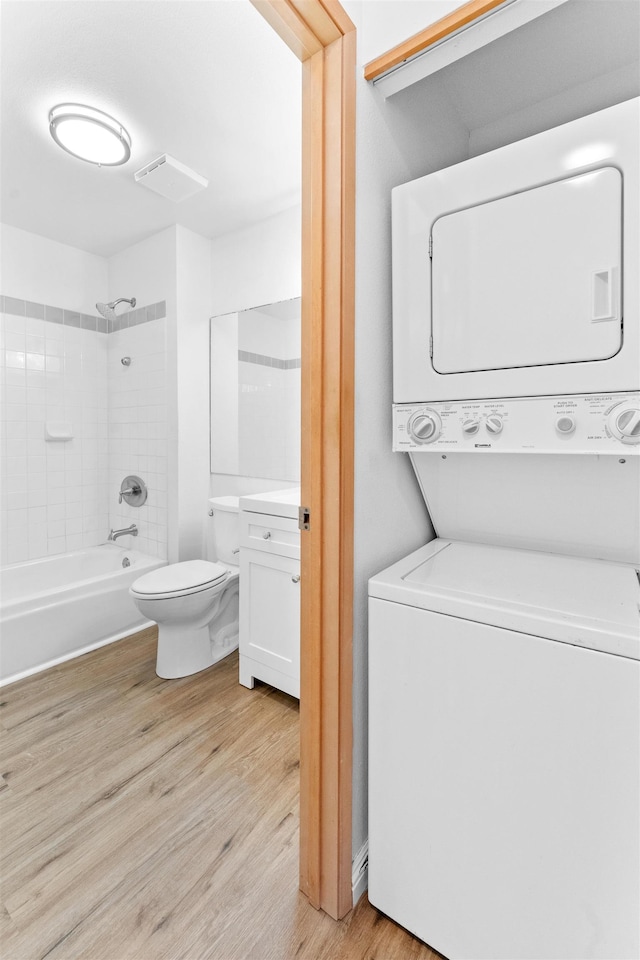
xmin=0 ymin=630 xmax=439 ymax=960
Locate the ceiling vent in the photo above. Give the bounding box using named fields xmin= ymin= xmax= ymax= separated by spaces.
xmin=134 ymin=154 xmax=208 ymax=202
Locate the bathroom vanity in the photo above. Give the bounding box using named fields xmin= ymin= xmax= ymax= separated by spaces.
xmin=238 ymin=488 xmax=301 ymax=698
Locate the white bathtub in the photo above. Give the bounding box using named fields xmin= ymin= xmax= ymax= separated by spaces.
xmin=0 ymin=544 xmax=165 ymax=686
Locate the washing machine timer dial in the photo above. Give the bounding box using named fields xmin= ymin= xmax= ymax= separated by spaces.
xmin=608 ymin=401 xmax=640 ymax=444
xmin=408 ymin=410 xmax=441 ymax=444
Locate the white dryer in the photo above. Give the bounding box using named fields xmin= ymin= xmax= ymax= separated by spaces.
xmin=369 ymin=539 xmax=639 ymax=960
xmin=392 ymin=98 xmax=639 ymax=402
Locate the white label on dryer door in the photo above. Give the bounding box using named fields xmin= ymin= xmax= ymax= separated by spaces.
xmin=431 ymin=167 xmax=622 ymax=374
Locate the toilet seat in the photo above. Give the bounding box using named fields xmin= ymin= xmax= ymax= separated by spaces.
xmin=131 ymin=560 xmax=229 ymax=601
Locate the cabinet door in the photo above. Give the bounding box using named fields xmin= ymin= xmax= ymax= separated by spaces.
xmin=240 ymin=549 xmax=300 ymax=683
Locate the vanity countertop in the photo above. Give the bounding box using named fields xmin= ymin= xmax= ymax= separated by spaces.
xmin=239 ymin=487 xmax=301 ymax=520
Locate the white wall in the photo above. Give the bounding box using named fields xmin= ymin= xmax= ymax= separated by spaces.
xmin=108 ymin=228 xmax=174 ymax=310
xmin=343 ymin=0 xmax=472 ymax=875
xmin=210 ymin=205 xmax=301 ymax=316
xmin=359 ymin=0 xmax=461 ymax=64
xmin=0 ymin=223 xmax=108 ymax=313
xmin=210 ymin=312 xmax=239 ymax=476
xmin=174 ymin=226 xmax=212 ymax=561
xmin=469 ymin=61 xmax=640 ymax=157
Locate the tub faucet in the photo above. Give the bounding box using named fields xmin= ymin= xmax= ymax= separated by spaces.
xmin=108 ymin=523 xmax=138 ymax=542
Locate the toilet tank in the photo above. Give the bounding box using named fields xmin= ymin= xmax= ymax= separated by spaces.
xmin=207 ymin=496 xmax=239 ymax=565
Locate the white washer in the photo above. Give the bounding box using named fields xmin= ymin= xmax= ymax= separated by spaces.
xmin=368 ymin=539 xmax=640 ymax=960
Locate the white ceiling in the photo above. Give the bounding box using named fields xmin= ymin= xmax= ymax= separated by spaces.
xmin=0 ymin=0 xmax=302 ymax=258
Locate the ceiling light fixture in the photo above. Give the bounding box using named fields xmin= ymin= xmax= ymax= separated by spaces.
xmin=49 ymin=103 xmax=131 ymax=166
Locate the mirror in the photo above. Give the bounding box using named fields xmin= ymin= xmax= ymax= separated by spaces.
xmin=210 ymin=297 xmax=301 ymax=482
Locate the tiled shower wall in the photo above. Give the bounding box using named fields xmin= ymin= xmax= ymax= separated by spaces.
xmin=0 ymin=296 xmax=167 ymax=564
xmin=107 ymin=315 xmax=168 ymax=559
xmin=0 ymin=301 xmax=108 ymax=564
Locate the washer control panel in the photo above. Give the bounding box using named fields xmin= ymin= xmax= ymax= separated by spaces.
xmin=393 ymin=393 xmax=640 ymax=453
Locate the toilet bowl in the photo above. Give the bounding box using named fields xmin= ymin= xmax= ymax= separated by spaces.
xmin=129 ymin=496 xmax=240 ymax=679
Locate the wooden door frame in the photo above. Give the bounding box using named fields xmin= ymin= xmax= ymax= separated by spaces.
xmin=250 ymin=0 xmax=356 ymax=922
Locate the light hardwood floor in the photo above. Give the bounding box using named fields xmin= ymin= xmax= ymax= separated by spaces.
xmin=0 ymin=630 xmax=440 ymax=960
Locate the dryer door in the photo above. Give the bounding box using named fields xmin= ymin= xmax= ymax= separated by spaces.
xmin=431 ymin=167 xmax=622 ymax=375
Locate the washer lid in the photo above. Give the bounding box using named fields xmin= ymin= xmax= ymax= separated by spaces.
xmin=369 ymin=539 xmax=640 ymax=660
xmin=132 ymin=560 xmax=228 ymax=596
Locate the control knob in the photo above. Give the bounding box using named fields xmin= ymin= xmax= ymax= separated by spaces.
xmin=485 ymin=414 xmax=504 ymax=435
xmin=608 ymin=401 xmax=640 ymax=444
xmin=408 ymin=410 xmax=441 ymax=444
xmin=462 ymin=419 xmax=481 ymax=436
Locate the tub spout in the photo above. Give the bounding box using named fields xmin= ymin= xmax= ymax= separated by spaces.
xmin=108 ymin=524 xmax=138 ymax=542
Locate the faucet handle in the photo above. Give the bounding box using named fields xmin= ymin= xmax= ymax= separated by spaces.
xmin=118 ymin=485 xmax=139 ymax=504
xmin=118 ymin=476 xmax=147 ymax=507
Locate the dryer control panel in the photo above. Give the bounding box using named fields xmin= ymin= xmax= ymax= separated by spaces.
xmin=393 ymin=393 xmax=640 ymax=454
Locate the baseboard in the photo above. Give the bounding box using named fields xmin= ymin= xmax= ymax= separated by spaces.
xmin=352 ymin=839 xmax=369 ymax=906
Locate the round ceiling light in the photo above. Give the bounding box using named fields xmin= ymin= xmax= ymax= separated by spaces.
xmin=49 ymin=103 xmax=131 ymax=166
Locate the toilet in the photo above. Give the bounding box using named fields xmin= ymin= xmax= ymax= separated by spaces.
xmin=129 ymin=496 xmax=240 ymax=679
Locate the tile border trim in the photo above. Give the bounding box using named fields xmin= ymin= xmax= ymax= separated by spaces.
xmin=0 ymin=295 xmax=166 ymax=334
xmin=238 ymin=349 xmax=301 ymax=370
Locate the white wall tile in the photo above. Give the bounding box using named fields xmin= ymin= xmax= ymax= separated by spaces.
xmin=1 ymin=311 xmax=109 ymax=560
xmin=106 ymin=316 xmax=168 ymax=559
xmin=3 ymin=233 xmax=174 ymax=566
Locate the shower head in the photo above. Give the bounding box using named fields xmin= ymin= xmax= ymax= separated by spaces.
xmin=96 ymin=297 xmax=136 ymax=321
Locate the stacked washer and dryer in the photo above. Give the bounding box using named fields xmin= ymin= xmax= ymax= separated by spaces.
xmin=368 ymin=99 xmax=640 ymax=960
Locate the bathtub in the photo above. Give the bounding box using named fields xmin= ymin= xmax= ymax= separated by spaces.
xmin=0 ymin=544 xmax=165 ymax=686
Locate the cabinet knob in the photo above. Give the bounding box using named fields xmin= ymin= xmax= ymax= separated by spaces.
xmin=263 ymin=531 xmax=271 ymax=539
xmin=291 ymin=574 xmax=300 ymax=583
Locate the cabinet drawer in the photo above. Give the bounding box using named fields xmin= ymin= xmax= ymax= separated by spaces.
xmin=240 ymin=511 xmax=300 ymax=559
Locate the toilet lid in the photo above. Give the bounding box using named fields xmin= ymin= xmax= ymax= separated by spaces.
xmin=131 ymin=560 xmax=228 ymax=596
